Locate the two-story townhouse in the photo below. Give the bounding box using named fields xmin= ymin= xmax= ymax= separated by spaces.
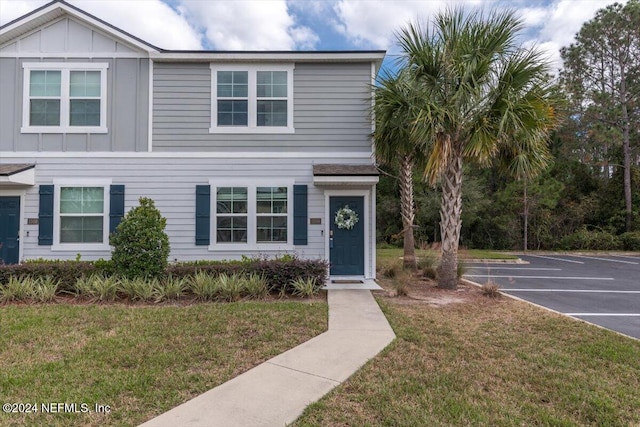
xmin=0 ymin=0 xmax=384 ymax=281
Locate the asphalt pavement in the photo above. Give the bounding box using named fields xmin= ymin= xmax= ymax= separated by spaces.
xmin=464 ymin=254 xmax=640 ymax=340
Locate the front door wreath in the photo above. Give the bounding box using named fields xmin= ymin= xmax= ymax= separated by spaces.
xmin=334 ymin=205 xmax=359 ymax=230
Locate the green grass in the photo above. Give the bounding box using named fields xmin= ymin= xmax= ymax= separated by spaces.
xmin=0 ymin=301 xmax=327 ymax=427
xmin=294 ymin=295 xmax=640 ymax=426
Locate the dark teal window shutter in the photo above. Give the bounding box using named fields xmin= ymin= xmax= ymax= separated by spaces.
xmin=293 ymin=184 xmax=308 ymax=245
xmin=195 ymin=185 xmax=211 ymax=246
xmin=38 ymin=185 xmax=54 ymax=245
xmin=109 ymin=185 xmax=125 ymax=233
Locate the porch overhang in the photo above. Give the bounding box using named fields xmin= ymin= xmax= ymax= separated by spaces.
xmin=313 ymin=164 xmax=379 ymax=186
xmin=0 ymin=164 xmax=36 ymax=186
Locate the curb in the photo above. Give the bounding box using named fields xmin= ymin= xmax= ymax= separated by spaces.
xmin=461 ymin=278 xmax=639 ymax=342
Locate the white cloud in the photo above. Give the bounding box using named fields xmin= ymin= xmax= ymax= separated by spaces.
xmin=176 ymin=0 xmax=318 ymax=50
xmin=0 ymin=0 xmax=202 ymax=50
xmin=333 ymin=0 xmax=448 ymax=49
xmin=524 ymin=0 xmax=627 ymax=71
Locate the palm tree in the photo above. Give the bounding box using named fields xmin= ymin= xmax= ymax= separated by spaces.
xmin=398 ymin=8 xmax=559 ymax=289
xmin=373 ymin=70 xmax=423 ymax=269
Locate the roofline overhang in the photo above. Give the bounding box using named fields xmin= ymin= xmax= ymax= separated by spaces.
xmin=1 ymin=1 xmax=386 ymax=69
xmin=0 ymin=0 xmax=161 ymax=53
xmin=149 ymin=51 xmax=386 ymax=66
xmin=313 ymin=176 xmax=379 ymax=186
xmin=0 ymin=164 xmax=35 ymax=186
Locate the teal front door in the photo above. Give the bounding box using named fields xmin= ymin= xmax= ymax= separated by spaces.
xmin=0 ymin=197 xmax=20 ymax=265
xmin=330 ymin=196 xmax=364 ymax=275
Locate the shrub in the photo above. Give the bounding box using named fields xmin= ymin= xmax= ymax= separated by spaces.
xmin=0 ymin=261 xmax=98 ymax=292
xmin=0 ymin=276 xmax=33 ymax=302
xmin=190 ymin=271 xmax=218 ymax=301
xmin=118 ymin=277 xmax=156 ymax=301
xmin=392 ymin=273 xmax=410 ymax=297
xmin=422 ymin=267 xmax=437 ymax=280
xmin=244 ymin=273 xmax=269 ymax=299
xmin=417 ymin=254 xmax=437 ymax=270
xmin=559 ymin=228 xmax=622 ymax=250
xmin=289 ymin=277 xmax=321 ymax=298
xmin=380 ymin=264 xmax=398 ymax=279
xmin=619 ymin=232 xmax=640 ymax=251
xmin=30 ymin=276 xmax=59 ymax=303
xmin=481 ymin=281 xmax=501 ymax=298
xmin=110 ymin=197 xmax=170 ymax=279
xmin=156 ymin=276 xmax=188 ymax=301
xmin=75 ymin=275 xmax=119 ymax=302
xmin=1 ymin=256 xmax=328 ymax=301
xmin=215 ymin=273 xmax=245 ymax=302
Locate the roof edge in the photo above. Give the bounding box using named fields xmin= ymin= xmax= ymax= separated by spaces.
xmin=0 ymin=0 xmax=161 ymax=53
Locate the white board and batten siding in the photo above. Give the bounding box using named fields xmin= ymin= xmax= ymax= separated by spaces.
xmin=0 ymin=16 xmax=150 ymax=152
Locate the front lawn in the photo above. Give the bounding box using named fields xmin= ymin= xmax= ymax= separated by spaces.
xmin=0 ymin=301 xmax=327 ymax=427
xmin=294 ymin=283 xmax=640 ymax=426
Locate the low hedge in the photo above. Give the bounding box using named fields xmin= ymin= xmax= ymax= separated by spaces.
xmin=0 ymin=257 xmax=329 ymax=296
xmin=558 ymin=228 xmax=623 ymax=251
xmin=619 ymin=232 xmax=640 ymax=251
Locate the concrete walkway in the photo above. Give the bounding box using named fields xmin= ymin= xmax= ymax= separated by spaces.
xmin=139 ymin=290 xmax=395 ymax=427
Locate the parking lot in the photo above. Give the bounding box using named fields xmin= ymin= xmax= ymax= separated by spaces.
xmin=464 ymin=254 xmax=640 ymax=340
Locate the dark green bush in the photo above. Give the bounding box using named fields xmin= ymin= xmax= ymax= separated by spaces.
xmin=110 ymin=197 xmax=170 ymax=279
xmin=619 ymin=232 xmax=640 ymax=251
xmin=558 ymin=228 xmax=623 ymax=250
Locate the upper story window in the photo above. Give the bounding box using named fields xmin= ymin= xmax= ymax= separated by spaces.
xmin=210 ymin=64 xmax=294 ymax=134
xmin=22 ymin=63 xmax=108 ymax=134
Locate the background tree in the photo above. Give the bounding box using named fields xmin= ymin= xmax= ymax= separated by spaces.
xmin=560 ymin=0 xmax=640 ymax=232
xmin=398 ymin=8 xmax=559 ymax=289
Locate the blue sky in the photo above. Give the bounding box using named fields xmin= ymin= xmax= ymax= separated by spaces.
xmin=0 ymin=0 xmax=627 ymax=73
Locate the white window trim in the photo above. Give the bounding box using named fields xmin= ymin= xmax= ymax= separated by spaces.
xmin=51 ymin=178 xmax=112 ymax=252
xmin=21 ymin=62 xmax=109 ymax=134
xmin=208 ymin=179 xmax=294 ymax=251
xmin=209 ymin=64 xmax=295 ymax=134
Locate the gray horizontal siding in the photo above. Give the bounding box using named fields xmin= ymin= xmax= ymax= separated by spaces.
xmin=152 ymin=62 xmax=373 ymax=153
xmin=0 ymin=57 xmax=149 ymax=152
xmin=8 ymin=156 xmax=373 ymax=262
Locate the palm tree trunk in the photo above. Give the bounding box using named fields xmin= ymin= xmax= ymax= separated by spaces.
xmin=399 ymin=154 xmax=417 ymax=270
xmin=437 ymin=154 xmax=463 ymax=289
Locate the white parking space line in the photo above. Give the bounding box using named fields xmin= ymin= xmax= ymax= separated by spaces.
xmin=566 ymin=254 xmax=639 ymax=265
xmin=526 ymin=254 xmax=584 ymax=264
xmin=501 ymin=289 xmax=640 ymax=293
xmin=465 ymin=275 xmax=614 ymax=280
xmin=610 ymin=255 xmax=640 ymax=260
xmin=468 ymin=267 xmax=562 ymax=271
xmin=567 ymin=313 xmax=640 ymax=317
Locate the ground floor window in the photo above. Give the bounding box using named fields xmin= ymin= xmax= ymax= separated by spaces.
xmin=59 ymin=187 xmax=104 ymax=243
xmin=212 ymin=183 xmax=291 ymax=247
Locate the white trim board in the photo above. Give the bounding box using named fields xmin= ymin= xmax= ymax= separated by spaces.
xmin=0 ymin=151 xmax=373 ymax=159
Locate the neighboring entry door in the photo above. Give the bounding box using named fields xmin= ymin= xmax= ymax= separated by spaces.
xmin=330 ymin=196 xmax=364 ymax=275
xmin=0 ymin=197 xmax=20 ymax=265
